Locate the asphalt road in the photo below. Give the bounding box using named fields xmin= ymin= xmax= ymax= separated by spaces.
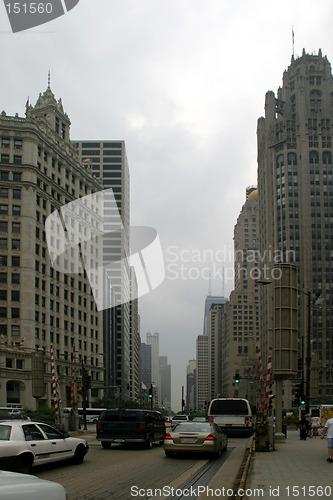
xmin=34 ymin=434 xmax=246 ymax=500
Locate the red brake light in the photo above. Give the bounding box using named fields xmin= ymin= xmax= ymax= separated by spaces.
xmin=96 ymin=422 xmax=101 ymax=429
xmin=139 ymin=423 xmax=147 ymax=430
xmin=164 ymin=433 xmax=172 ymax=440
xmin=208 ymin=416 xmax=213 ymax=423
xmin=205 ymin=434 xmax=216 ymax=441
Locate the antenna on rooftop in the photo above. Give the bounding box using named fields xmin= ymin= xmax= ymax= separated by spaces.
xmin=221 ymin=267 xmax=225 ymax=297
xmin=292 ymin=26 xmax=295 ymax=58
xmin=208 ymin=263 xmax=212 ymax=296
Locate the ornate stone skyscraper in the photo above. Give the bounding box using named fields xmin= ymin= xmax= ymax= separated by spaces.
xmin=257 ymin=49 xmax=333 ymax=404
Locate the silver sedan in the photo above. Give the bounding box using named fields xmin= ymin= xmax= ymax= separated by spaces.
xmin=163 ymin=422 xmax=228 ymax=458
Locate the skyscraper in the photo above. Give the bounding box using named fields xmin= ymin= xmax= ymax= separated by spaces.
xmin=75 ymin=140 xmax=134 ymax=404
xmin=0 ymin=84 xmax=104 ymax=408
xmin=257 ymin=49 xmax=333 ymax=404
xmin=221 ymin=188 xmax=260 ymax=402
xmin=146 ymin=331 xmax=161 ymax=403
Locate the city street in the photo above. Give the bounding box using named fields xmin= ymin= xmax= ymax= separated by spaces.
xmin=34 ymin=434 xmax=248 ymax=499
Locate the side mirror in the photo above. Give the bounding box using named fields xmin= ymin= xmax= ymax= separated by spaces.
xmin=62 ymin=431 xmax=70 ymax=439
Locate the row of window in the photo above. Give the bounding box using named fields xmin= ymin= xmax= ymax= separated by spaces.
xmin=0 ymin=155 xmax=22 ymax=165
xmin=0 ymin=221 xmax=20 ymax=233
xmin=1 ymin=137 xmax=22 ymax=149
xmin=0 ymin=324 xmax=20 ymax=336
xmin=0 ymin=188 xmax=21 ymax=199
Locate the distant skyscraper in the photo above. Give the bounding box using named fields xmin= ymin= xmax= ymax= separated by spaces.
xmin=140 ymin=342 xmax=151 ymax=390
xmin=159 ymin=355 xmax=171 ymax=410
xmin=186 ymin=359 xmax=196 ymax=412
xmin=221 ymin=188 xmax=260 ymax=402
xmin=203 ymin=295 xmax=227 ymax=335
xmin=146 ymin=331 xmax=161 ymax=402
xmin=196 ymin=334 xmax=209 ymax=410
xmin=257 ymin=49 xmax=333 ymax=404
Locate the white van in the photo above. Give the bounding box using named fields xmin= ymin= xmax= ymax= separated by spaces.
xmin=207 ymin=398 xmax=254 ymax=436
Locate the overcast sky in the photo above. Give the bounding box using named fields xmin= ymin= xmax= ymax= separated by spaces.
xmin=1 ymin=0 xmax=333 ymax=410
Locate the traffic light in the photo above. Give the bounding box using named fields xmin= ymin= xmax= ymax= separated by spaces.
xmin=268 ymin=390 xmax=275 ymax=409
xmin=77 ymin=382 xmax=83 ymax=402
xmin=82 ymin=371 xmax=91 ymax=389
xmin=148 ymin=385 xmax=153 ymax=398
xmin=234 ymin=372 xmax=240 ymax=384
xmin=295 ymin=380 xmax=304 ymax=405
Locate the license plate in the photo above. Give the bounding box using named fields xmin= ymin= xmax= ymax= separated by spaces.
xmin=114 ymin=439 xmax=125 ymax=443
xmin=181 ymin=438 xmax=196 ymax=443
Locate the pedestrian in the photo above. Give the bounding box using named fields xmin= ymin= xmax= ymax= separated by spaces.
xmin=298 ymin=415 xmax=310 ymax=440
xmin=321 ymin=417 xmax=333 ymax=462
xmin=311 ymin=415 xmax=321 ymax=438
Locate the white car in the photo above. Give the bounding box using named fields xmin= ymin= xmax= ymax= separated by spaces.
xmin=171 ymin=414 xmax=190 ymax=424
xmin=0 ymin=470 xmax=67 ymax=499
xmin=0 ymin=420 xmax=88 ymax=474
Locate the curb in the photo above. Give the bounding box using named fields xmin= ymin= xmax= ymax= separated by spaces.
xmin=231 ymin=435 xmax=255 ymax=499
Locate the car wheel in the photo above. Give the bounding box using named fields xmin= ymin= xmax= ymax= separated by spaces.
xmin=72 ymin=445 xmax=86 ymax=465
xmin=102 ymin=441 xmax=111 ymax=449
xmin=15 ymin=454 xmax=33 ymax=474
xmin=165 ymin=450 xmax=174 ymax=457
xmin=144 ymin=435 xmax=153 ymax=449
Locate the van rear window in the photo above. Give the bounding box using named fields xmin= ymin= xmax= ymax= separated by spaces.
xmin=101 ymin=412 xmax=120 ymax=422
xmin=122 ymin=413 xmax=139 ymax=422
xmin=210 ymin=400 xmax=248 ymax=415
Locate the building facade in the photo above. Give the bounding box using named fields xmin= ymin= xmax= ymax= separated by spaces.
xmin=0 ymin=84 xmax=104 ymax=409
xmin=196 ymin=334 xmax=209 ymax=410
xmin=257 ymin=49 xmax=333 ymax=405
xmin=75 ymin=140 xmax=135 ymax=404
xmin=221 ymin=188 xmax=260 ymax=404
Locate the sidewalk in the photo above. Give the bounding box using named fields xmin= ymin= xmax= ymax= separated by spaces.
xmin=245 ymin=430 xmax=333 ymax=499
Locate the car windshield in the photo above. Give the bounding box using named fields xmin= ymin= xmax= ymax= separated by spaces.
xmin=0 ymin=425 xmax=11 ymax=440
xmin=174 ymin=423 xmax=211 ymax=433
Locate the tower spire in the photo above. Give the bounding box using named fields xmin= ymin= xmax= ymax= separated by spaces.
xmin=48 ymin=70 xmax=51 ymax=89
xmin=292 ymin=26 xmax=295 ymax=59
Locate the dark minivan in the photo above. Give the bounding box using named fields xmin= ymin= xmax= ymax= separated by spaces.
xmin=96 ymin=409 xmax=166 ymax=449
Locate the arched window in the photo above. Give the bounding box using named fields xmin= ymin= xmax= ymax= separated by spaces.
xmin=309 ymin=151 xmax=319 ymax=164
xmin=276 ymin=154 xmax=284 ymax=168
xmin=323 ymin=151 xmax=332 ymax=164
xmin=288 ymin=153 xmax=297 ymax=166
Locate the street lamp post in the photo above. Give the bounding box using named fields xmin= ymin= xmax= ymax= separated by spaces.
xmin=305 ymin=291 xmax=311 ymax=415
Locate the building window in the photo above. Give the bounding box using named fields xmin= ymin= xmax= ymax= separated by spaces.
xmin=12 ymin=222 xmax=20 ymax=234
xmin=0 ymin=188 xmax=8 ymax=198
xmin=12 ymin=172 xmax=22 ymax=181
xmin=11 ymin=308 xmax=19 ymax=318
xmin=0 ymin=155 xmax=9 ymax=164
xmin=0 ymin=205 xmax=8 ymax=214
xmin=11 ymin=325 xmax=19 ymax=336
xmin=12 ymin=189 xmax=21 ymax=199
xmin=13 ymin=156 xmax=22 ymax=165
